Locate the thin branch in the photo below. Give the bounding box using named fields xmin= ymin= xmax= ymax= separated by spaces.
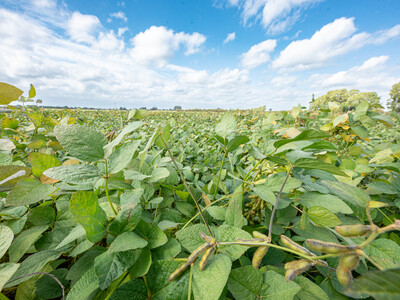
xmin=268 ymin=168 xmax=293 ymax=240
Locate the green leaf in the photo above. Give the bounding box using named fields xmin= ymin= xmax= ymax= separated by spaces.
xmin=43 ymin=164 xmax=102 ymax=185
xmin=109 ymin=278 xmax=147 ymax=300
xmin=146 ymin=260 xmax=190 ymax=300
xmin=257 ymin=173 xmax=302 ymax=192
xmin=354 ymin=101 xmax=369 ymax=119
xmin=351 ymin=126 xmax=368 ymax=139
xmin=228 ymin=265 xmax=264 ymax=300
xmin=67 ymin=267 xmax=99 ymax=300
xmin=372 ymin=114 xmax=393 ymax=128
xmin=307 ymin=206 xmax=342 ymax=227
xmin=109 ymin=232 xmax=148 ymax=253
xmin=274 ymin=130 xmax=330 ymax=149
xmin=6 ymin=178 xmax=55 ymax=206
xmin=0 ymin=82 xmax=23 ymax=105
xmin=109 ymin=199 xmax=142 ymax=236
xmin=262 ymin=270 xmax=301 ymax=299
xmin=216 ymin=225 xmax=252 ymax=261
xmin=8 ymin=225 xmax=48 ymax=262
xmin=129 ymin=248 xmax=152 ymax=277
xmin=225 ymin=185 xmax=245 ymax=228
xmin=54 ymin=124 xmax=107 ymax=162
xmin=320 ymin=180 xmax=370 ymax=208
xmin=94 ymin=250 xmax=141 ymax=290
xmin=108 ymin=140 xmax=140 ymax=174
xmin=0 ymin=152 xmax=12 ymax=165
xmin=28 ymin=84 xmax=36 ymax=99
xmin=0 ymin=263 xmax=20 ymax=291
xmin=176 ymin=224 xmax=215 ymax=252
xmin=128 ymin=108 xmax=149 ymax=121
xmin=104 ymin=121 xmax=143 ymax=157
xmin=28 ymin=152 xmax=61 ymax=178
xmin=299 ymin=192 xmax=353 ymax=214
xmin=152 ymin=238 xmax=181 ymax=261
xmin=155 ymin=124 xmax=172 ymax=149
xmin=149 ymin=167 xmax=170 ymax=183
xmin=69 ymin=191 xmax=107 ymax=243
xmin=349 ymin=268 xmax=400 ymax=300
xmin=5 ymin=249 xmax=62 ymax=287
xmin=0 ymin=225 xmax=13 ymax=259
xmin=295 ymin=158 xmax=346 ymax=176
xmin=215 ymin=112 xmax=236 ymax=138
xmin=28 ymin=205 xmax=56 ymax=226
xmin=364 ymin=239 xmax=400 ymax=269
xmin=56 ymin=224 xmax=86 ymax=249
xmin=35 ymin=268 xmax=68 ymax=299
xmin=0 ymin=166 xmax=31 ymax=191
xmin=67 ymin=247 xmax=106 ymax=281
xmin=147 ymin=225 xmax=168 ymax=249
xmin=227 ymin=136 xmax=249 ymax=152
xmin=332 ymin=114 xmax=348 ymax=127
xmin=192 ymin=254 xmax=232 ymax=300
xmin=302 ymin=140 xmax=338 ymax=152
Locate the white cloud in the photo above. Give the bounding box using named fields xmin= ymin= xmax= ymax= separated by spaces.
xmin=109 ymin=11 xmax=128 ymax=22
xmin=241 ymin=39 xmax=276 ymax=69
xmin=117 ymin=27 xmax=128 ymax=36
xmin=309 ymin=56 xmax=398 ymax=93
xmin=67 ymin=11 xmax=101 ymax=43
xmin=130 ymin=26 xmax=206 ymax=66
xmin=224 ymin=32 xmax=236 ymax=44
xmin=273 ymin=18 xmax=400 ymax=70
xmin=226 ymin=0 xmax=322 ymax=34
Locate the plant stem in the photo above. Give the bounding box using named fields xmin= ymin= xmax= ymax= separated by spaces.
xmin=104 ymin=160 xmax=118 ymax=216
xmin=160 ymin=133 xmax=213 ymax=237
xmin=243 ymin=159 xmax=264 ymax=182
xmin=212 ymin=150 xmax=227 ymax=201
xmin=268 ymin=168 xmax=292 ymax=239
xmin=357 ymin=250 xmax=384 ymax=270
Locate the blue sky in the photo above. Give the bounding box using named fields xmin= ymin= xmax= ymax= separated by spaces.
xmin=1 ymin=0 xmax=399 ymax=109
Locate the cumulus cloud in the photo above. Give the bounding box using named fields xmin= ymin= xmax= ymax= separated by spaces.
xmin=109 ymin=11 xmax=128 ymax=22
xmin=273 ymin=18 xmax=400 ymax=70
xmin=224 ymin=32 xmax=236 ymax=44
xmin=309 ymin=56 xmax=398 ymax=93
xmin=223 ymin=0 xmax=322 ymax=34
xmin=67 ymin=11 xmax=101 ymax=43
xmin=241 ymin=39 xmax=276 ymax=69
xmin=130 ymin=26 xmax=206 ymax=66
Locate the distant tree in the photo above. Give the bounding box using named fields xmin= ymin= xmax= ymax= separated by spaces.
xmin=388 ymin=82 xmax=400 ymax=111
xmin=140 ymin=107 xmax=147 ymax=110
xmin=150 ymin=107 xmax=157 ymax=111
xmin=119 ymin=107 xmax=127 ymax=110
xmin=310 ymin=89 xmax=380 ymax=111
xmin=174 ymin=105 xmax=182 ymax=110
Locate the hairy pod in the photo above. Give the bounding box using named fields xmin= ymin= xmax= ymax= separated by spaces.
xmin=253 ymin=231 xmax=268 ymax=240
xmin=280 ymin=235 xmax=315 ymax=256
xmin=200 ymin=232 xmax=214 ymax=243
xmin=169 ymin=242 xmax=212 ymax=281
xmin=306 ymin=239 xmax=357 ymax=254
xmin=339 ymin=254 xmax=360 ymax=271
xmin=168 ymin=262 xmax=190 ymax=282
xmin=284 ymin=259 xmax=315 ymax=282
xmin=187 ymin=242 xmax=212 ymax=264
xmin=199 ymin=245 xmax=216 ymax=271
xmin=335 ymin=224 xmax=372 ymax=237
xmin=336 ymin=266 xmax=353 ymax=287
xmin=252 ymin=245 xmax=269 ymax=269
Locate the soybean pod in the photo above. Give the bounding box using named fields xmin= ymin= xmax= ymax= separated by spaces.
xmin=280 ymin=235 xmax=315 ymax=256
xmin=199 ymin=244 xmax=216 ymax=271
xmin=335 ymin=224 xmax=372 ymax=237
xmin=306 ymin=239 xmax=357 ymax=254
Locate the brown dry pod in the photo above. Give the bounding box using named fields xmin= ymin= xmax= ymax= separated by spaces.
xmin=335 ymin=224 xmax=372 ymax=237
xmin=306 ymin=239 xmax=357 ymax=254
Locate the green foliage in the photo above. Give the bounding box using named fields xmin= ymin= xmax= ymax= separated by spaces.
xmin=388 ymin=81 xmax=400 ymax=112
xmin=310 ymin=89 xmax=381 ymax=111
xmin=1 ymin=83 xmax=400 ymax=299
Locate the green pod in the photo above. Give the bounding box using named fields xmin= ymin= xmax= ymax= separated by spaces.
xmin=200 ymin=232 xmax=214 ymax=243
xmin=306 ymin=239 xmax=357 ymax=254
xmin=335 ymin=224 xmax=372 ymax=237
xmin=253 ymin=231 xmax=268 ymax=240
xmin=339 ymin=254 xmax=360 ymax=271
xmin=285 ymin=268 xmax=297 ymax=282
xmin=168 ymin=262 xmax=190 ymax=282
xmin=199 ymin=245 xmax=216 ymax=271
xmin=252 ymin=245 xmax=269 ymax=269
xmin=336 ymin=266 xmax=353 ymax=287
xmin=187 ymin=242 xmax=211 ymax=264
xmin=280 ymin=235 xmax=315 ymax=256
